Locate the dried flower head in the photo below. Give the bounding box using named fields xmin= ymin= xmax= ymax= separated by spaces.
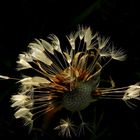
xmin=0 ymin=26 xmax=139 ymax=137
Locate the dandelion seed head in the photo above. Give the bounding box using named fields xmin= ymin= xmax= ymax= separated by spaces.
xmin=6 ymin=25 xmax=130 ymax=137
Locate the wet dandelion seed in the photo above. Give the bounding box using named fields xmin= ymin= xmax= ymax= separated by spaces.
xmin=1 ymin=26 xmax=140 ymax=137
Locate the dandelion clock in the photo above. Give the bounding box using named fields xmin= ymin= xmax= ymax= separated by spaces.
xmin=1 ymin=26 xmax=140 ymax=138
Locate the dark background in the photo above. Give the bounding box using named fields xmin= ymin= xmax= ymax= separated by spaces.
xmin=0 ymin=0 xmax=140 ymax=139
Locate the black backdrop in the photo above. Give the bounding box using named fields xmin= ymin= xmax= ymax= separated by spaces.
xmin=0 ymin=0 xmax=140 ymax=139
